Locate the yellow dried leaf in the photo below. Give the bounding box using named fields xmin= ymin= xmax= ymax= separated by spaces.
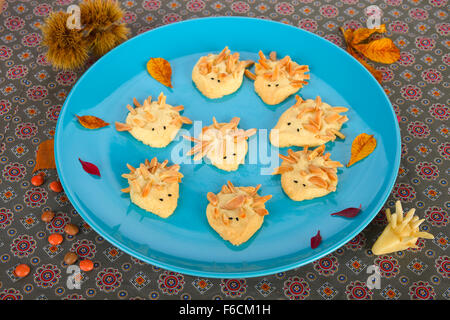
xmin=353 ymin=38 xmax=400 ymax=64
xmin=351 ymin=24 xmax=386 ymax=45
xmin=347 ymin=133 xmax=377 ymax=167
xmin=76 ymin=115 xmax=109 ymax=129
xmin=340 ymin=27 xmax=354 ymax=44
xmin=146 ymin=57 xmax=173 ymax=88
xmin=33 ymin=139 xmax=56 ymax=172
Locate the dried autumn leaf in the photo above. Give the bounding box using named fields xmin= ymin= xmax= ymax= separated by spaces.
xmin=331 ymin=205 xmax=362 ymax=218
xmin=76 ymin=115 xmax=109 ymax=129
xmin=311 ymin=230 xmax=322 ymax=249
xmin=351 ymin=24 xmax=386 ymax=45
xmin=146 ymin=57 xmax=173 ymax=88
xmin=353 ymin=38 xmax=400 ymax=64
xmin=347 ymin=133 xmax=377 ymax=167
xmin=33 ymin=139 xmax=56 ymax=172
xmin=79 ymin=158 xmax=101 ymax=176
xmin=340 ymin=27 xmax=354 ymax=44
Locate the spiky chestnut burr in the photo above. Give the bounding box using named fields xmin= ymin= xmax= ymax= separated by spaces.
xmin=41 ymin=11 xmax=90 ymax=70
xmin=80 ymin=0 xmax=129 ymax=56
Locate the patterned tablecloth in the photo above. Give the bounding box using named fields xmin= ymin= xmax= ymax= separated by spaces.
xmin=0 ymin=0 xmax=448 ymax=301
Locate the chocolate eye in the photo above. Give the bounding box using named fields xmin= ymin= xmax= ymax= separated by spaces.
xmin=163 ymin=126 xmax=166 ymax=130
xmin=152 ymin=128 xmax=155 ymax=131
xmin=232 ymin=153 xmax=236 ymax=156
xmin=275 ymin=83 xmax=279 ymax=87
xmin=217 ymin=79 xmax=221 ymax=83
xmin=302 ymin=184 xmax=306 ymax=187
xmin=223 ymin=156 xmax=227 ymax=159
xmin=159 ymin=198 xmax=164 ymax=201
xmin=297 ymin=128 xmax=300 ymax=132
xmin=228 ymin=217 xmax=233 ymax=220
xmin=287 ymin=122 xmax=291 ymax=126
xmin=168 ymin=194 xmax=172 ymax=197
xmin=267 ymin=84 xmax=271 ymax=87
xmin=235 ymin=217 xmax=239 ymax=221
xmin=293 ymin=180 xmax=298 ymax=184
xmin=211 ymin=77 xmax=215 ymax=80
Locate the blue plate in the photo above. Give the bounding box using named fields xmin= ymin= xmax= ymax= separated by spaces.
xmin=55 ymin=17 xmax=400 ymax=278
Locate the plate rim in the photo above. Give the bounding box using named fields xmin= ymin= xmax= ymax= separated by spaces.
xmin=55 ymin=16 xmax=401 ymax=278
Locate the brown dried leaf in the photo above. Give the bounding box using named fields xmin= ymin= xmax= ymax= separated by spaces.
xmin=340 ymin=27 xmax=354 ymax=44
xmin=353 ymin=38 xmax=400 ymax=64
xmin=351 ymin=24 xmax=386 ymax=45
xmin=347 ymin=133 xmax=377 ymax=167
xmin=146 ymin=57 xmax=173 ymax=88
xmin=76 ymin=115 xmax=109 ymax=129
xmin=33 ymin=139 xmax=56 ymax=172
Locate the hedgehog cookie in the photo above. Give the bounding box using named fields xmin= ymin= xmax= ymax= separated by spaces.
xmin=184 ymin=117 xmax=256 ymax=171
xmin=121 ymin=157 xmax=183 ymax=218
xmin=372 ymin=201 xmax=434 ymax=255
xmin=115 ymin=92 xmax=192 ymax=148
xmin=273 ymin=145 xmax=343 ymax=201
xmin=245 ymin=51 xmax=310 ymax=105
xmin=206 ymin=181 xmax=272 ymax=246
xmin=192 ymin=46 xmax=254 ymax=99
xmin=270 ymin=95 xmax=348 ymax=148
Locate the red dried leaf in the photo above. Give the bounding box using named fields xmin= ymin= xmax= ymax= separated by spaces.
xmin=79 ymin=158 xmax=100 ymax=177
xmin=311 ymin=230 xmax=322 ymax=249
xmin=331 ymin=205 xmax=362 ymax=218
